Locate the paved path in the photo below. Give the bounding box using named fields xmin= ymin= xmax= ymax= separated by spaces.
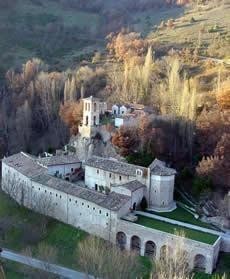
xmin=0 ymin=248 xmax=93 ymax=279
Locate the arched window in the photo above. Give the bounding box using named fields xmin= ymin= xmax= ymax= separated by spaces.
xmin=194 ymin=254 xmax=206 ymax=272
xmin=130 ymin=235 xmax=141 ymax=254
xmin=145 ymin=241 xmax=156 ymax=258
xmin=85 ymin=116 xmax=88 ymax=126
xmin=116 ymin=232 xmax=127 ymax=250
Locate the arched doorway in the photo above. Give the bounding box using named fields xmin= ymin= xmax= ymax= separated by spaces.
xmin=131 ymin=235 xmax=141 ymax=254
xmin=194 ymin=254 xmax=206 ymax=272
xmin=160 ymin=245 xmax=172 ymax=259
xmin=116 ymin=232 xmax=126 ymax=250
xmin=133 ymin=202 xmax=136 ymax=211
xmin=144 ymin=241 xmax=156 ymax=258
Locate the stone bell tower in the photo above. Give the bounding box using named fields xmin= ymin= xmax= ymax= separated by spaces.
xmin=79 ymin=96 xmax=100 ymax=138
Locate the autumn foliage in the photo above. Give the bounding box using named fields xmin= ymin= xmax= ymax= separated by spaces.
xmin=107 ymin=31 xmax=147 ymax=62
xmin=59 ymin=101 xmax=83 ymax=135
xmin=216 ymin=79 xmax=230 ymax=110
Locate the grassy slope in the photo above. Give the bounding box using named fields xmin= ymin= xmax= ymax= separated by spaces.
xmin=0 ymin=190 xmax=151 ymax=277
xmin=148 ymin=2 xmax=230 ymax=57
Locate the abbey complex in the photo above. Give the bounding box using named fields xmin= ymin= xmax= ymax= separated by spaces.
xmin=2 ymin=97 xmax=230 ymax=274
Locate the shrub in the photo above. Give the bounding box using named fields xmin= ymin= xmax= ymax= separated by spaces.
xmin=192 ymin=176 xmax=212 ymax=196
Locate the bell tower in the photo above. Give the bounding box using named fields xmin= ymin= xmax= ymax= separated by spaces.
xmin=79 ymin=96 xmax=100 ymax=138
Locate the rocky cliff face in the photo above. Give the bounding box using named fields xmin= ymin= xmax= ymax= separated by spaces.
xmin=69 ymin=130 xmax=122 ymax=162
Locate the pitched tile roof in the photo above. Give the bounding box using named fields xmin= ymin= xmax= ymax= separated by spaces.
xmin=119 ymin=180 xmax=146 ymax=192
xmin=2 ymin=152 xmax=46 ymax=178
xmin=149 ymin=159 xmax=176 ymax=176
xmin=32 ymin=174 xmax=130 ymax=211
xmin=37 ymin=155 xmax=80 ymax=167
xmin=3 ymin=152 xmax=130 ymax=212
xmin=85 ymin=156 xmax=147 ymax=177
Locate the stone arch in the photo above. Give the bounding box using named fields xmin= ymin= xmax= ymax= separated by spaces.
xmin=130 ymin=235 xmax=141 ymax=254
xmin=144 ymin=241 xmax=156 ymax=258
xmin=160 ymin=245 xmax=172 ymax=259
xmin=194 ymin=254 xmax=206 ymax=271
xmin=116 ymin=232 xmax=126 ymax=250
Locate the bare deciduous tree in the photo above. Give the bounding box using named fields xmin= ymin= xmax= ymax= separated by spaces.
xmin=77 ymin=235 xmax=141 ymax=279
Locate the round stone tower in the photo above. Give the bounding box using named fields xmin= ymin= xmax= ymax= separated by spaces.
xmin=148 ymin=159 xmax=177 ymax=212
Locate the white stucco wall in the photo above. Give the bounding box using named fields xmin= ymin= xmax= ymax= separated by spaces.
xmin=85 ymin=165 xmax=133 ymax=190
xmin=115 ymin=117 xmax=124 ymax=128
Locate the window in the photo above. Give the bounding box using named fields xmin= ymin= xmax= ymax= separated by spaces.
xmin=50 ymin=192 xmax=52 ymax=195
xmin=60 ymin=195 xmax=62 ymax=199
xmin=119 ymin=176 xmax=122 ymax=181
xmin=88 ymin=205 xmax=89 ymax=208
xmin=45 ymin=190 xmax=47 ymax=193
xmin=95 ymin=184 xmax=98 ymax=191
xmin=109 ymin=173 xmax=112 ymax=178
xmin=99 ymin=210 xmax=101 ymax=214
xmin=71 ymin=168 xmax=74 ymax=172
xmin=97 ymin=169 xmax=99 ymax=174
xmin=56 ymin=194 xmax=58 ymax=197
xmin=136 ymin=169 xmax=143 ymax=176
xmin=75 ymin=200 xmax=77 ymax=204
xmin=94 ymin=102 xmax=97 ymax=112
xmin=93 ymin=207 xmax=95 ymax=210
xmin=82 ymin=202 xmax=84 ymax=206
xmin=39 ymin=188 xmax=40 ymax=191
xmin=69 ymin=198 xmax=71 ymax=202
xmin=106 ymin=213 xmax=109 ymax=217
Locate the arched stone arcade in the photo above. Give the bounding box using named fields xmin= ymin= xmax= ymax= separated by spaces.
xmin=160 ymin=245 xmax=173 ymax=259
xmin=130 ymin=235 xmax=141 ymax=254
xmin=116 ymin=232 xmax=127 ymax=250
xmin=194 ymin=254 xmax=206 ymax=272
xmin=144 ymin=241 xmax=156 ymax=258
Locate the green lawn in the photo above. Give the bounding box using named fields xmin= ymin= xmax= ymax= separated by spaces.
xmin=149 ymin=205 xmax=213 ymax=229
xmin=136 ymin=215 xmax=219 ymax=245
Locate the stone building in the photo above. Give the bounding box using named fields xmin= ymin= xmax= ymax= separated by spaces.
xmin=78 ymin=96 xmax=106 ymax=138
xmin=85 ymin=156 xmax=176 ymax=212
xmin=2 ymin=151 xmax=229 ymax=274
